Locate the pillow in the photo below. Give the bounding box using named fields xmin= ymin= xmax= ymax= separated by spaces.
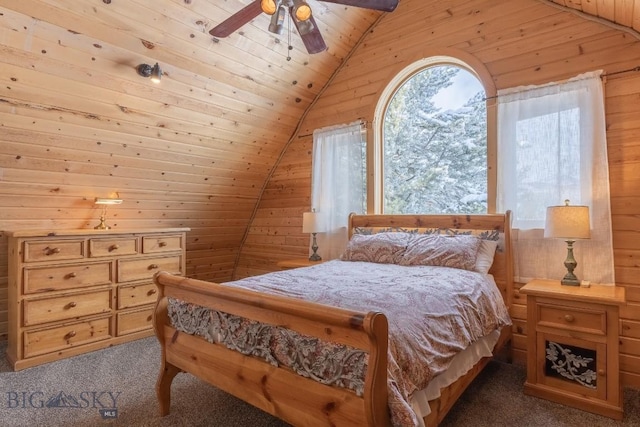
xmin=474 ymin=239 xmax=498 ymax=274
xmin=340 ymin=232 xmax=410 ymax=264
xmin=399 ymin=234 xmax=482 ymax=271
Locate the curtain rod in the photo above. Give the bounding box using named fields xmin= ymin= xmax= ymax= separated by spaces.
xmin=297 ymin=119 xmax=367 ymax=139
xmin=484 ymin=65 xmax=640 ymax=101
xmin=297 ymin=66 xmax=640 ymax=132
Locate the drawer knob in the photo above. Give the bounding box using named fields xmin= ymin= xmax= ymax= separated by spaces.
xmin=598 ymin=369 xmax=606 ymax=377
xmin=66 ymin=272 xmax=77 ymax=279
xmin=148 ymin=289 xmax=157 ymax=296
xmin=563 ymin=314 xmax=575 ymax=323
xmin=148 ymin=264 xmax=159 ymax=270
xmin=109 ymin=244 xmax=120 ymax=252
xmin=66 ymin=301 xmax=77 ymax=309
xmin=46 ymin=247 xmax=61 ymax=255
xmin=159 ymin=241 xmax=167 ymax=247
xmin=65 ymin=330 xmax=77 ymax=339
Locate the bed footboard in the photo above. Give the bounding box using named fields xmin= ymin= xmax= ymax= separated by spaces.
xmin=153 ymin=271 xmax=390 ymax=427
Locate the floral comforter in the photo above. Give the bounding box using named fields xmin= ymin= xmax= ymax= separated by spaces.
xmin=167 ymin=260 xmax=511 ymax=426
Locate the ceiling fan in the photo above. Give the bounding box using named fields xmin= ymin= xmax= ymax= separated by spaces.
xmin=209 ymin=0 xmax=399 ymax=55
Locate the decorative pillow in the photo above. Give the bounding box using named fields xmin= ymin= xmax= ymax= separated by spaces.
xmin=474 ymin=239 xmax=498 ymax=274
xmin=399 ymin=234 xmax=482 ymax=271
xmin=340 ymin=232 xmax=411 ymax=264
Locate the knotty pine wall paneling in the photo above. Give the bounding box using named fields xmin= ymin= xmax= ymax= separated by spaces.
xmin=0 ymin=0 xmax=379 ymax=339
xmin=239 ymin=0 xmax=640 ymax=388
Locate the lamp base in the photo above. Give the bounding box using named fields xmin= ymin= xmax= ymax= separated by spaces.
xmin=308 ymin=253 xmax=322 ymax=262
xmin=94 ymin=215 xmax=111 ymax=230
xmin=560 ymin=274 xmax=580 ymax=286
xmin=561 ymin=240 xmax=579 ymax=286
xmin=308 ymin=232 xmax=322 ymax=262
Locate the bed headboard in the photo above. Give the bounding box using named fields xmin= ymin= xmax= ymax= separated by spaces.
xmin=347 ymin=212 xmax=513 ymax=308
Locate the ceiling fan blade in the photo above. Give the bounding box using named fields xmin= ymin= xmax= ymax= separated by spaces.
xmin=319 ymin=0 xmax=398 ymax=12
xmin=294 ymin=15 xmax=327 ymax=54
xmin=210 ymin=0 xmax=264 ymax=38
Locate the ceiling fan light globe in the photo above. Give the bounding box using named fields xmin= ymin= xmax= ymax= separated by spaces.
xmin=294 ymin=3 xmax=312 ymax=21
xmin=261 ymin=0 xmax=278 ymax=14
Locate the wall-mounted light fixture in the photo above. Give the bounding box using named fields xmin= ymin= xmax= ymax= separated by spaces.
xmin=136 ymin=62 xmax=162 ymax=84
xmin=94 ymin=198 xmax=123 ymax=230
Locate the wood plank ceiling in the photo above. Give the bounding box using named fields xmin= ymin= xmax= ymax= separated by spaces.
xmin=0 ymin=0 xmax=639 ymax=341
xmin=546 ymin=0 xmax=640 ymax=33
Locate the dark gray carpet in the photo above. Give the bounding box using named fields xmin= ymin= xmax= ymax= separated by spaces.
xmin=0 ymin=338 xmax=638 ymax=426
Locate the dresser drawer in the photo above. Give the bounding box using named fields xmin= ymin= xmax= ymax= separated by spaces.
xmin=117 ymin=255 xmax=182 ymax=283
xmin=23 ymin=289 xmax=113 ymax=326
xmin=89 ymin=237 xmax=138 ymax=257
xmin=117 ymin=307 xmax=154 ymax=335
xmin=23 ymin=316 xmax=112 ymax=358
xmin=117 ymin=283 xmax=158 ymax=309
xmin=23 ymin=239 xmax=85 ymax=263
xmin=24 ymin=261 xmax=113 ymax=294
xmin=537 ymin=302 xmax=606 ymax=335
xmin=142 ymin=234 xmax=183 ymax=254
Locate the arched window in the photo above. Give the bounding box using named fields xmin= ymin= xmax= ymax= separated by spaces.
xmin=374 ymin=57 xmax=493 ymax=214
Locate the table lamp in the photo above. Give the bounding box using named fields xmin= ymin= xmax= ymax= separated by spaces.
xmin=302 ymin=210 xmax=323 ymax=261
xmin=94 ymin=198 xmax=123 ymax=229
xmin=544 ymin=200 xmax=591 ymax=286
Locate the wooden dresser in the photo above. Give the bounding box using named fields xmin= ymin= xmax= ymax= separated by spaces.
xmin=520 ymin=279 xmax=626 ymax=420
xmin=6 ymin=228 xmax=189 ymax=370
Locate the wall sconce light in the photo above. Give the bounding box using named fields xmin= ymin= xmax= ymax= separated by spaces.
xmin=94 ymin=198 xmax=123 ymax=230
xmin=136 ymin=62 xmax=162 ymax=84
xmin=544 ymin=199 xmax=591 ymax=286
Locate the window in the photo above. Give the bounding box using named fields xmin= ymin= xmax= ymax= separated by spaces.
xmin=380 ymin=62 xmax=488 ymax=214
xmin=496 ymin=71 xmax=614 ymax=285
xmin=311 ymin=122 xmax=366 ymax=259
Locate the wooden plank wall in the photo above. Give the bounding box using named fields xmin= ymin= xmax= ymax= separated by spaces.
xmin=238 ymin=0 xmax=640 ymax=388
xmin=0 ymin=0 xmax=377 ymax=339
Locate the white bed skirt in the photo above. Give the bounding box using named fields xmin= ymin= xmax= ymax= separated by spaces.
xmin=409 ymin=329 xmax=502 ymax=426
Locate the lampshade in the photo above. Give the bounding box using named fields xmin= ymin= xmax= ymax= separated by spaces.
xmin=302 ymin=211 xmax=325 ymax=233
xmin=544 ymin=201 xmax=591 ymax=240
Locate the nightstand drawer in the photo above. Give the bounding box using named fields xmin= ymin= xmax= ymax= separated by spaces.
xmin=23 ymin=289 xmax=113 ymax=326
xmin=537 ymin=303 xmax=606 ymax=335
xmin=23 ymin=239 xmax=85 ymax=263
xmin=23 ymin=316 xmax=112 ymax=358
xmin=117 ymin=255 xmax=182 ymax=283
xmin=89 ymin=237 xmax=138 ymax=257
xmin=24 ymin=261 xmax=113 ymax=294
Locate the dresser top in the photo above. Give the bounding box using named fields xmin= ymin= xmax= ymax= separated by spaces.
xmin=5 ymin=228 xmax=190 ymax=238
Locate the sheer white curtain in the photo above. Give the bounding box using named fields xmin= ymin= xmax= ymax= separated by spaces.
xmin=311 ymin=121 xmax=366 ymax=260
xmin=497 ymin=71 xmax=614 ymax=284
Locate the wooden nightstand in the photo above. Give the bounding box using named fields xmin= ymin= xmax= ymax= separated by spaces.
xmin=276 ymin=258 xmax=324 ymax=270
xmin=520 ymin=279 xmax=626 ymax=420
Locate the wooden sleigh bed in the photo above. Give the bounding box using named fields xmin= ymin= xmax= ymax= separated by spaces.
xmin=153 ymin=212 xmax=513 ymax=426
